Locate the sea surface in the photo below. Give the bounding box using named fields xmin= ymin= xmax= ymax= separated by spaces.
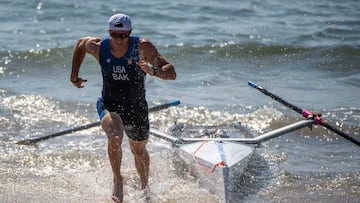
xmin=1 ymin=0 xmax=359 ymax=202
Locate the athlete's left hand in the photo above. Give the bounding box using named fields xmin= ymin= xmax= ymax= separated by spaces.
xmin=137 ymin=61 xmax=155 ymax=75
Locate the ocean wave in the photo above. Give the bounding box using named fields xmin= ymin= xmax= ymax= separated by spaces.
xmin=167 ymin=42 xmax=359 ymax=62
xmin=0 ymin=47 xmax=73 ymax=75
xmin=1 ymin=42 xmax=359 ymax=76
xmin=2 ymin=41 xmax=359 ymax=59
xmin=0 ymin=41 xmax=360 ymax=77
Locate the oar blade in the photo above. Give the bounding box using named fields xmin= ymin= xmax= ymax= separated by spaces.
xmin=248 ymin=81 xmax=260 ymax=89
xmin=148 ymin=100 xmax=180 ymax=112
xmin=16 ymin=140 xmax=37 ymax=146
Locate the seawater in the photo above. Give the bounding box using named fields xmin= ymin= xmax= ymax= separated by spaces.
xmin=1 ymin=0 xmax=359 ymax=202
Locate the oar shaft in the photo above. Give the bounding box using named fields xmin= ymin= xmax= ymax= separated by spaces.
xmin=22 ymin=121 xmax=101 ymax=144
xmin=17 ymin=100 xmax=180 ymax=145
xmin=322 ymin=122 xmax=360 ymax=146
xmin=248 ymin=81 xmax=303 ymax=115
xmin=248 ymin=81 xmax=360 ymax=147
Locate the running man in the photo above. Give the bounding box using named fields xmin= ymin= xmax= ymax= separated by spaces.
xmin=70 ymin=13 xmax=176 ymax=202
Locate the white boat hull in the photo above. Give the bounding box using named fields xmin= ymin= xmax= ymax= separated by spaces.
xmin=177 ymin=141 xmax=253 ymax=203
xmin=149 ymin=115 xmax=320 ymax=202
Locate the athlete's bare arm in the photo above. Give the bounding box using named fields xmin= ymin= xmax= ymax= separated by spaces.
xmin=138 ymin=39 xmax=176 ymax=80
xmin=70 ymin=37 xmax=102 ymax=88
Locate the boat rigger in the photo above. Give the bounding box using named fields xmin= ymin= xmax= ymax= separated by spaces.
xmin=149 ymin=119 xmax=315 ymax=203
xmin=148 ymin=81 xmax=359 ymax=203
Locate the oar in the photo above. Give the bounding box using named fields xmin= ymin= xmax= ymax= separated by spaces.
xmin=248 ymin=81 xmax=360 ymax=147
xmin=16 ymin=100 xmax=180 ymax=145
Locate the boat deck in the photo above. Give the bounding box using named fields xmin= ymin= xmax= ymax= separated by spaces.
xmin=168 ymin=122 xmax=256 ymax=203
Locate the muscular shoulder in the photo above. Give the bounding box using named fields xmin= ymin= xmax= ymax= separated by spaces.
xmin=139 ymin=38 xmax=156 ymax=49
xmin=76 ymin=36 xmax=102 ymax=54
xmin=139 ymin=38 xmax=159 ymax=57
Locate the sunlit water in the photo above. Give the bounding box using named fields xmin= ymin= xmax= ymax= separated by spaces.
xmin=1 ymin=0 xmax=359 ymax=202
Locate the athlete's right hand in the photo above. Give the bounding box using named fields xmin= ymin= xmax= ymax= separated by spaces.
xmin=71 ymin=77 xmax=87 ymax=88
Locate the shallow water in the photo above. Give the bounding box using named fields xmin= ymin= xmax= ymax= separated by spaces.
xmin=1 ymin=0 xmax=359 ymax=202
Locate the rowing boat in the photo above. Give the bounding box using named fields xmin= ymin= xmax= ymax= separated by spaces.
xmin=149 ymin=82 xmax=360 ymax=203
xmin=150 ymin=120 xmax=313 ymax=202
xmin=176 ymin=124 xmax=254 ymax=202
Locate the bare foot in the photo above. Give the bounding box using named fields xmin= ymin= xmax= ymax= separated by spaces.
xmin=142 ymin=186 xmax=151 ymax=202
xmin=112 ymin=182 xmax=123 ymax=203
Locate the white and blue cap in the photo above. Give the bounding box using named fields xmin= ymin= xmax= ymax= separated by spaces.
xmin=108 ymin=13 xmax=132 ymax=31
